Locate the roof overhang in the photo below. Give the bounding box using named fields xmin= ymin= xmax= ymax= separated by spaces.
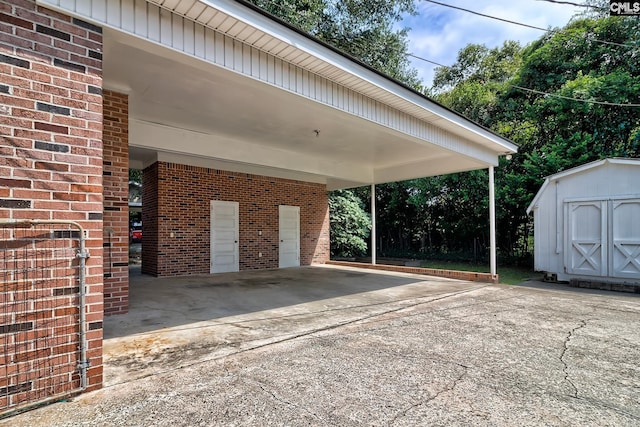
xmin=39 ymin=0 xmax=517 ymax=190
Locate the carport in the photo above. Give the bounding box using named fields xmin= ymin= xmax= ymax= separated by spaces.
xmin=38 ymin=0 xmax=517 ymax=318
xmin=2 ymin=0 xmax=516 ymax=397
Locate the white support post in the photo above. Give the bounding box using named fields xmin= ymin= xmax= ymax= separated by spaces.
xmin=371 ymin=183 xmax=376 ymax=265
xmin=489 ymin=166 xmax=497 ymax=278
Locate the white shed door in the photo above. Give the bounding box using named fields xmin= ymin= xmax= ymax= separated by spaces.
xmin=566 ymin=201 xmax=607 ymax=276
xmin=210 ymin=201 xmax=239 ymax=273
xmin=279 ymin=205 xmax=300 ymax=268
xmin=610 ymin=199 xmax=640 ymax=279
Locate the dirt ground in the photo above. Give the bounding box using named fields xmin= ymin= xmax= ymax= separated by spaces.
xmin=2 ymin=265 xmax=639 ymax=426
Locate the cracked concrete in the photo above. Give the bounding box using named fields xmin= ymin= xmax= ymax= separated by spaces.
xmin=391 ymin=363 xmax=469 ymax=425
xmin=560 ymin=319 xmax=587 ymax=399
xmin=2 ymin=265 xmax=640 ymax=426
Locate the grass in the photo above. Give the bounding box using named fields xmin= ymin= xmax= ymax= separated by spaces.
xmin=420 ymin=260 xmax=538 ymax=285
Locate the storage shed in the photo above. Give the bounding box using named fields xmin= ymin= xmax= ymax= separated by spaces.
xmin=527 ymin=158 xmax=640 ymax=285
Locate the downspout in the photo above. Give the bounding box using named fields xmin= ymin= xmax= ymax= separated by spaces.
xmin=75 ymin=223 xmax=90 ymax=390
xmin=489 ymin=166 xmax=497 ymax=278
xmin=371 ymin=184 xmax=376 ymax=265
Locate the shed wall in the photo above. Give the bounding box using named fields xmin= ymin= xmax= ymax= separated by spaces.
xmin=532 ymin=162 xmax=640 ymax=282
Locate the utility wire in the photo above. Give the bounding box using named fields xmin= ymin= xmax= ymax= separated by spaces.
xmin=535 ymin=0 xmax=607 ymax=9
xmin=422 ymin=0 xmax=638 ymax=49
xmin=424 ymin=0 xmax=549 ymax=31
xmin=407 ymin=53 xmax=449 ymax=68
xmin=511 ymin=85 xmax=640 ymax=107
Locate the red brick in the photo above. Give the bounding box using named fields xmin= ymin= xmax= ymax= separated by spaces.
xmin=34 ymin=122 xmax=69 ymax=135
xmin=36 ymin=5 xmax=72 ymax=22
xmin=142 ymin=162 xmax=330 ymax=277
xmin=14 ymin=6 xmax=52 ymax=26
xmin=0 ymin=12 xmax=34 ymax=30
xmin=1 ymin=18 xmax=107 ymax=380
xmin=0 ymin=29 xmax=34 ymax=49
xmin=0 ymin=178 xmax=31 ymax=188
xmin=53 ymin=191 xmax=85 ymax=201
xmin=102 ymin=90 xmax=129 ymax=316
xmin=35 ymin=161 xmax=69 ymax=172
xmin=13 ymin=66 xmax=52 ymax=83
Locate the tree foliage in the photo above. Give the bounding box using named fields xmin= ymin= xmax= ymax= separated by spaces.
xmin=246 ymin=0 xmax=420 ymax=87
xmin=329 ymin=190 xmax=371 ymax=257
xmin=365 ymin=13 xmax=639 ymax=262
xmin=129 ymin=169 xmax=142 ymax=183
xmin=428 ymin=13 xmax=640 ymax=260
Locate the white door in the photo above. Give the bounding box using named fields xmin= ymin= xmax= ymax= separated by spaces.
xmin=210 ymin=201 xmax=239 ymax=273
xmin=279 ymin=205 xmax=300 ymax=268
xmin=566 ymin=201 xmax=607 ymax=276
xmin=610 ymin=199 xmax=640 ymax=279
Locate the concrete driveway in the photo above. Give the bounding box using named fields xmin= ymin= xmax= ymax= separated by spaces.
xmin=3 ymin=265 xmax=639 ymax=426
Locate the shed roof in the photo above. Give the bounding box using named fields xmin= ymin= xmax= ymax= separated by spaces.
xmin=526 ymin=158 xmax=640 ymax=214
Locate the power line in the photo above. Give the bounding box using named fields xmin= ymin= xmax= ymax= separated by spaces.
xmin=424 ymin=0 xmax=548 ymax=31
xmin=422 ymin=0 xmax=638 ymax=49
xmin=511 ymin=85 xmax=640 ymax=107
xmin=407 ymin=54 xmax=640 ymax=107
xmin=535 ymin=0 xmax=606 ymax=9
xmin=407 ymin=53 xmax=448 ymax=68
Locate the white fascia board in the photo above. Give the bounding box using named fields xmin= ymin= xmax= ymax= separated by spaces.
xmin=39 ymin=0 xmax=516 ymax=155
xmin=190 ymin=0 xmax=518 ymax=154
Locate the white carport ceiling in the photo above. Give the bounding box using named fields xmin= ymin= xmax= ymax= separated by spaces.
xmin=104 ymin=31 xmax=495 ymax=190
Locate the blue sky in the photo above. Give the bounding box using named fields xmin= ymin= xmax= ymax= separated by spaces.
xmin=402 ymin=0 xmax=582 ymax=87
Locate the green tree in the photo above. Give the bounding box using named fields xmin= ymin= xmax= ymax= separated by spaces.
xmin=329 ymin=190 xmax=371 ymax=257
xmin=497 ymin=16 xmax=640 ymax=246
xmin=427 ymin=13 xmax=640 ymax=260
xmin=129 ymin=169 xmax=142 ymax=183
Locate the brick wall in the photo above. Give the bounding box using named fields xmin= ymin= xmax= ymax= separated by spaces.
xmin=0 ymin=0 xmax=104 ymax=397
xmin=143 ymin=162 xmax=329 ymax=276
xmin=102 ymin=90 xmax=128 ymax=315
xmin=141 ymin=162 xmax=158 ymax=276
xmin=326 ymin=261 xmax=499 ymax=283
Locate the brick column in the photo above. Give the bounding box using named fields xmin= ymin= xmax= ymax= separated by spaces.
xmin=0 ymin=0 xmax=104 ymax=390
xmin=141 ymin=162 xmax=159 ymax=276
xmin=102 ymin=90 xmax=128 ymax=314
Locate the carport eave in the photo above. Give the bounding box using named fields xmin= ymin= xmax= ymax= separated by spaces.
xmin=202 ymin=0 xmax=519 ymax=155
xmin=40 ymin=0 xmax=517 ymax=177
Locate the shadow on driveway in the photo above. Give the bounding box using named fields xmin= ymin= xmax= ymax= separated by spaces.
xmin=103 ymin=265 xmax=484 ymax=387
xmin=106 ymin=264 xmax=470 ymax=338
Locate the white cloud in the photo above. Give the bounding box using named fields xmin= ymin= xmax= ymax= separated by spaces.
xmin=403 ymin=0 xmax=580 ymax=86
